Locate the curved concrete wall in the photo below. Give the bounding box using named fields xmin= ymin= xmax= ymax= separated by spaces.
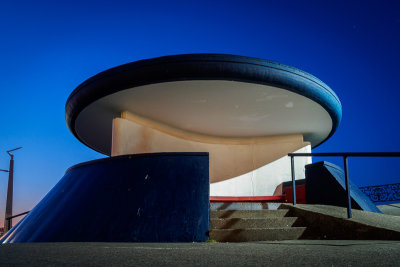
xmin=210 ymin=146 xmax=311 ymax=196
xmin=1 ymin=153 xmax=209 ymax=243
xmin=112 ymin=114 xmax=310 ymax=189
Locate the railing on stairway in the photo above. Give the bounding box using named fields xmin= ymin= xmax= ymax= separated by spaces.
xmin=4 ymin=210 xmax=30 ymax=234
xmin=288 ymin=152 xmax=400 ymax=219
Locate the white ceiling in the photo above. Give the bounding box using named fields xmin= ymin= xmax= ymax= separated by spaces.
xmin=75 ymin=80 xmax=332 ymax=154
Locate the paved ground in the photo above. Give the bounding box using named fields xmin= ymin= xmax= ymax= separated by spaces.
xmin=0 ymin=240 xmax=399 ymax=266
xmin=378 ymin=204 xmax=400 ymax=216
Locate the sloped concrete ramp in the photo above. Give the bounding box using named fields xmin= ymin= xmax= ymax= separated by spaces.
xmin=281 ymin=204 xmax=400 ymax=240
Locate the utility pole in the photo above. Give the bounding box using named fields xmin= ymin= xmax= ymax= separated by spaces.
xmin=0 ymin=168 xmax=9 ymax=236
xmin=4 ymin=147 xmax=22 ymax=232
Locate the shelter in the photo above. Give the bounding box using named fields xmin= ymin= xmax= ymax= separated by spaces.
xmin=66 ymin=54 xmax=342 ymax=196
xmin=1 ymin=54 xmax=342 ymax=243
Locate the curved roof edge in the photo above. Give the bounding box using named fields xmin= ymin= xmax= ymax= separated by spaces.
xmin=66 ymin=53 xmax=342 ymax=153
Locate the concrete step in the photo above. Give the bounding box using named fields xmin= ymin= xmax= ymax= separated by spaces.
xmin=209 ymin=227 xmax=307 ymax=242
xmin=210 ymin=209 xmax=289 ymax=219
xmin=210 ymin=217 xmax=298 ymax=229
xmin=211 ymin=202 xmax=284 ymax=211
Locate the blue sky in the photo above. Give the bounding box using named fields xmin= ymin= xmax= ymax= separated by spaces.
xmin=0 ymin=0 xmax=399 ymax=222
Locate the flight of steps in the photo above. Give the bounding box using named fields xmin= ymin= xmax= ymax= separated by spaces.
xmin=209 ymin=203 xmax=307 ymax=242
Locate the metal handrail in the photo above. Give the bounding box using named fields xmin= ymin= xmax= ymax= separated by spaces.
xmin=5 ymin=211 xmax=30 ymax=231
xmin=288 ymin=152 xmax=400 ymax=218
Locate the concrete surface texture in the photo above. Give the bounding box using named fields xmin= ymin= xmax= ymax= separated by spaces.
xmin=0 ymin=241 xmax=399 ymax=266
xmin=284 ymin=204 xmax=400 ymax=232
xmin=378 ymin=204 xmax=400 ymax=216
xmin=281 ymin=204 xmax=400 ymax=239
xmin=209 ymin=209 xmax=305 ymax=242
xmin=208 ymin=203 xmax=400 ymax=242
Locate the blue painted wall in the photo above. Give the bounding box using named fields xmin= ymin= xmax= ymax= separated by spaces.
xmin=1 ymin=153 xmax=210 ymax=243
xmin=305 ymin=161 xmax=381 ymax=213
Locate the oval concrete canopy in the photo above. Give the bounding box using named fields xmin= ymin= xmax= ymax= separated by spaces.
xmin=66 ymin=54 xmax=342 ymax=155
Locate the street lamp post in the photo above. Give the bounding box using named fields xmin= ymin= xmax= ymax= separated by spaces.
xmin=3 ymin=147 xmax=22 ymax=232
xmin=0 ymin=168 xmax=10 ymax=236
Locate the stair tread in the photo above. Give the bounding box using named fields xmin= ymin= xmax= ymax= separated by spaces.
xmin=210 ymin=217 xmax=299 ymax=229
xmin=210 ymin=210 xmax=288 ymax=213
xmin=210 ymin=209 xmax=289 ymax=218
xmin=210 ymin=227 xmax=306 ymax=230
xmin=210 ymin=217 xmax=298 ymax=221
xmin=210 ymin=202 xmax=284 ymax=211
xmin=208 ymin=208 xmax=305 ymax=242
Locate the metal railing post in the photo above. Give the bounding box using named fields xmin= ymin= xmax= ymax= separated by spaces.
xmin=290 ymin=156 xmax=296 ymax=205
xmin=288 ymin=152 xmax=400 ymax=218
xmin=343 ymin=156 xmax=352 ymax=218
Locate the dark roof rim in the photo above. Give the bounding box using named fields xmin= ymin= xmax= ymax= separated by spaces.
xmin=65 ymin=53 xmax=342 ymax=154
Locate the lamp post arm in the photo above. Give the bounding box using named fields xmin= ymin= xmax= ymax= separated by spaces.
xmin=6 ymin=147 xmax=22 ymax=158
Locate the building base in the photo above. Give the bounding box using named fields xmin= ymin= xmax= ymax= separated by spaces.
xmin=1 ymin=153 xmax=209 ymax=243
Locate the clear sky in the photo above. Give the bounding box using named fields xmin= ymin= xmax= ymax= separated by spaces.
xmin=0 ymin=0 xmax=399 ymax=224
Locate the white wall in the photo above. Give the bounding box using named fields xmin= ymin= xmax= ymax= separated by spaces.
xmin=210 ymin=145 xmax=311 ymax=196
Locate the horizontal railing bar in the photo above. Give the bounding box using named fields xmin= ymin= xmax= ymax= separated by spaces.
xmin=288 ymin=152 xmax=400 ymax=157
xmin=288 ymin=151 xmax=400 ymax=219
xmin=6 ymin=211 xmax=30 ymax=220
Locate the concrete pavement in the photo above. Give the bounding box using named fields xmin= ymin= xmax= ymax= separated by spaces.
xmin=378 ymin=204 xmax=400 ymax=216
xmin=0 ymin=241 xmax=399 ymax=266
